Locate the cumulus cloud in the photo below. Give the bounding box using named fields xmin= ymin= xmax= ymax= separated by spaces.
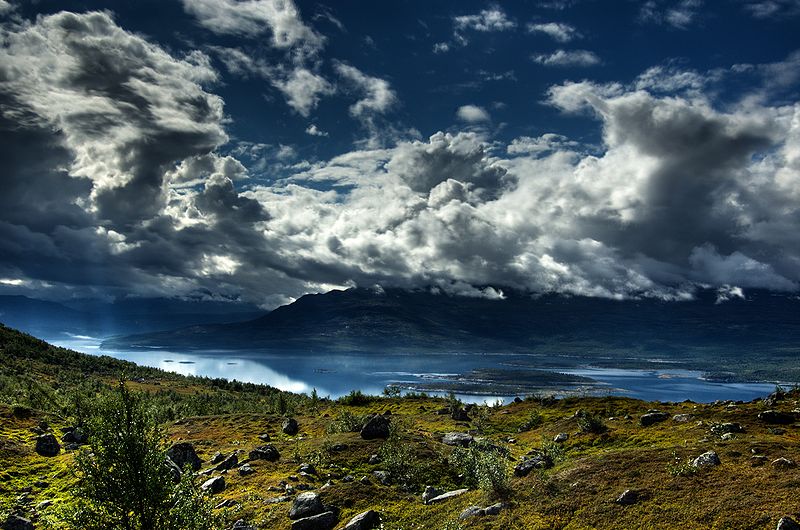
xmin=454 ymin=8 xmax=516 ymax=33
xmin=333 ymin=62 xmax=398 ymax=132
xmin=305 ymin=124 xmax=328 ymax=137
xmin=527 ymin=22 xmax=581 ymax=42
xmin=272 ymin=67 xmax=334 ymax=117
xmin=456 ymin=105 xmax=491 ymax=123
xmin=639 ymin=0 xmax=703 ymax=29
xmin=532 ymin=49 xmax=601 ymax=67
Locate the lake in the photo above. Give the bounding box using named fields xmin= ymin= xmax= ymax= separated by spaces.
xmin=52 ymin=334 xmax=779 ymax=404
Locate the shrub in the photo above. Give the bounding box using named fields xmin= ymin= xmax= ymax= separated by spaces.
xmin=338 ymin=389 xmax=375 ymax=406
xmin=449 ymin=442 xmax=510 ymax=495
xmin=539 ymin=439 xmax=566 ymax=465
xmin=517 ymin=410 xmax=543 ymax=432
xmin=383 ymin=385 xmax=402 ymax=397
xmin=577 ymin=411 xmax=606 ymax=434
xmin=666 ymin=451 xmax=697 ymax=477
xmin=326 ymin=410 xmax=369 ymax=434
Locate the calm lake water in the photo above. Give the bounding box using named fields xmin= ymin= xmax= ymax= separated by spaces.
xmin=52 ymin=335 xmax=779 ymax=404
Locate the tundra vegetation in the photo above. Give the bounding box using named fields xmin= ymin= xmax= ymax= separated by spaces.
xmin=1 ymin=324 xmax=799 ymax=529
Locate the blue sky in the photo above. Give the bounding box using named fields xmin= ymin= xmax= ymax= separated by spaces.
xmin=1 ymin=0 xmax=799 ymax=306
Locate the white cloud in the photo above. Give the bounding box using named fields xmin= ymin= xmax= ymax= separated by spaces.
xmin=456 ymin=105 xmax=491 ymax=123
xmin=334 ymin=62 xmax=398 ymax=119
xmin=272 ymin=67 xmax=334 ymax=117
xmin=0 ymin=1 xmax=13 ymax=15
xmin=532 ymin=49 xmax=601 ymax=67
xmin=527 ymin=22 xmax=581 ymax=42
xmin=639 ymin=0 xmax=702 ymax=29
xmin=742 ymin=0 xmax=800 ymax=18
xmin=305 ymin=124 xmax=328 ymax=137
xmin=454 ymin=8 xmax=516 ymax=33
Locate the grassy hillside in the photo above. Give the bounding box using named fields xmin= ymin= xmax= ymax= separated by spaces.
xmin=1 ymin=324 xmax=799 ymax=529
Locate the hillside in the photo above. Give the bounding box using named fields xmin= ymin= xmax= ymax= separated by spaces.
xmin=103 ymin=287 xmax=800 ymax=382
xmin=2 ymin=325 xmax=800 ymax=529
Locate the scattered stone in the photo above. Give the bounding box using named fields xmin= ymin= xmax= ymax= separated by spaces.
xmin=231 ymin=520 xmax=257 ymax=530
xmin=238 ymin=464 xmax=255 ymax=476
xmin=2 ymin=515 xmax=33 ymax=530
xmin=201 ymin=476 xmax=226 ymax=494
xmin=36 ymin=500 xmax=52 ymax=510
xmin=290 ymin=511 xmax=336 ymax=530
xmin=35 ymin=433 xmax=60 ymax=457
xmin=640 ymin=412 xmax=670 ymax=427
xmin=672 ymin=414 xmax=693 ymax=422
xmin=758 ymin=410 xmax=795 ymax=425
xmin=553 ymin=433 xmax=569 ymax=443
xmin=342 ymin=510 xmax=381 ymax=530
xmin=514 ymin=455 xmax=549 ymax=477
xmin=777 ymin=516 xmax=800 ymax=530
xmin=289 ymin=492 xmax=325 ymax=520
xmin=210 ymin=452 xmax=225 ymax=465
xmin=250 ymin=445 xmax=280 ymax=462
xmin=422 ymin=486 xmax=443 ymax=504
xmin=359 ymin=476 xmax=371 ymax=485
xmin=751 ymin=455 xmax=768 ymax=467
xmin=720 ymin=433 xmax=736 ymax=441
xmin=342 ymin=475 xmax=354 ymax=483
xmin=615 ymin=489 xmax=638 ymax=506
xmin=215 ymin=499 xmax=239 ymax=509
xmin=360 ymin=415 xmax=390 ymax=440
xmin=692 ymin=451 xmax=721 ymax=468
xmin=771 ymin=457 xmax=797 ymax=470
xmin=441 ymin=432 xmax=473 ymax=447
xmin=484 ymin=503 xmax=503 ymax=515
xmin=283 ymin=418 xmax=299 ymax=435
xmin=459 ymin=506 xmax=484 ymax=520
xmin=426 ymin=488 xmax=469 ymax=505
xmin=266 ymin=496 xmax=290 ymax=504
xmin=258 ymin=433 xmax=271 ymax=442
xmin=167 ymin=442 xmax=202 ymax=471
xmin=451 ymin=408 xmax=470 ymax=422
xmin=215 ymin=453 xmax=239 ymax=472
xmin=372 ymin=471 xmax=390 ymax=485
xmin=298 ymin=463 xmax=316 ymax=475
xmin=367 ymin=454 xmax=381 ymax=465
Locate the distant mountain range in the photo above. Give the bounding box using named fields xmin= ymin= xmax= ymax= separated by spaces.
xmin=101 ymin=288 xmax=800 ymax=363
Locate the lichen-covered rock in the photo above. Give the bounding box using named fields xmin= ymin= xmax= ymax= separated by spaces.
xmin=692 ymin=451 xmax=721 ymax=468
xmin=289 ymin=492 xmax=324 ymax=520
xmin=426 ymin=489 xmax=469 ymax=504
xmin=201 ymin=476 xmax=226 ymax=494
xmin=166 ymin=442 xmax=202 ymax=471
xmin=360 ymin=415 xmax=390 ymax=440
xmin=283 ymin=418 xmax=299 ymax=435
xmin=342 ymin=510 xmax=381 ymax=530
xmin=35 ymin=433 xmax=60 ymax=457
xmin=250 ymin=445 xmax=280 ymax=462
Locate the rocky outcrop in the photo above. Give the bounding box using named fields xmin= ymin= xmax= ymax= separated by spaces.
xmin=166 ymin=442 xmax=202 ymax=471
xmin=341 ymin=510 xmax=381 ymax=530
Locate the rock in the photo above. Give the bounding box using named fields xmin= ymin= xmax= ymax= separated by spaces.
xmin=238 ymin=464 xmax=255 ymax=476
xmin=553 ymin=433 xmax=569 ymax=443
xmin=342 ymin=475 xmax=354 ymax=483
xmin=35 ymin=500 xmax=52 ymax=510
xmin=342 ymin=510 xmax=381 ymax=530
xmin=720 ymin=433 xmax=736 ymax=441
xmin=692 ymin=451 xmax=721 ymax=468
xmin=214 ymin=453 xmax=239 ymax=471
xmin=62 ymin=426 xmax=89 ymax=445
xmin=35 ymin=433 xmax=60 ymax=457
xmin=436 ymin=407 xmax=450 ymax=415
xmin=367 ymin=454 xmax=381 ymax=465
xmin=289 ymin=492 xmax=325 ymax=520
xmin=167 ymin=442 xmax=202 ymax=471
xmin=250 ymin=445 xmax=280 ymax=462
xmin=298 ymin=463 xmax=316 ymax=475
xmin=290 ymin=511 xmax=336 ymax=530
xmin=640 ymin=412 xmax=670 ymax=427
xmin=771 ymin=457 xmax=797 ymax=470
xmin=359 ymin=476 xmax=371 ymax=485
xmin=421 ymin=486 xmax=442 ymax=504
xmin=777 ymin=517 xmax=800 ymax=530
xmin=751 ymin=455 xmax=768 ymax=467
xmin=372 ymin=470 xmax=390 ymax=485
xmin=210 ymin=451 xmax=225 ymax=465
xmin=441 ymin=432 xmax=473 ymax=447
xmin=426 ymin=488 xmax=469 ymax=504
xmin=201 ymin=476 xmax=226 ymax=494
xmin=266 ymin=496 xmax=290 ymax=504
xmin=459 ymin=506 xmax=485 ymax=520
xmin=672 ymin=414 xmax=694 ymax=422
xmin=451 ymin=408 xmax=470 ymax=422
xmin=769 ymin=427 xmax=787 ymax=435
xmin=258 ymin=433 xmax=271 ymax=442
xmin=231 ymin=520 xmax=257 ymax=530
xmin=215 ymin=499 xmax=239 ymax=509
xmin=330 ymin=444 xmax=348 ymax=452
xmin=2 ymin=515 xmax=33 ymax=530
xmin=483 ymin=503 xmax=504 ymax=515
xmin=165 ymin=456 xmax=183 ymax=483
xmin=514 ymin=455 xmax=549 ymax=477
xmin=360 ymin=415 xmax=391 ymax=440
xmin=758 ymin=410 xmax=795 ymax=424
xmin=283 ymin=418 xmax=299 ymax=435
xmin=615 ymin=489 xmax=638 ymax=505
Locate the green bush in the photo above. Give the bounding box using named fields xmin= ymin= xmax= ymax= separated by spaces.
xmin=378 ymin=421 xmax=436 ymax=490
xmin=666 ymin=451 xmax=698 ymax=477
xmin=577 ymin=411 xmax=606 ymax=434
xmin=517 ymin=410 xmax=543 ymax=432
xmin=338 ymin=389 xmax=375 ymax=406
xmin=449 ymin=442 xmax=510 ymax=495
xmin=326 ymin=410 xmax=369 ymax=434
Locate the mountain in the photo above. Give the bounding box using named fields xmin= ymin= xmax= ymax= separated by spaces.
xmin=102 ymin=288 xmax=800 ymax=368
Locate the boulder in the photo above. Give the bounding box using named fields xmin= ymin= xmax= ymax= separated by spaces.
xmin=289 ymin=492 xmax=325 ymax=520
xmin=201 ymin=476 xmax=226 ymax=494
xmin=250 ymin=445 xmax=280 ymax=462
xmin=459 ymin=506 xmax=485 ymax=520
xmin=672 ymin=414 xmax=693 ymax=422
xmin=553 ymin=433 xmax=569 ymax=443
xmin=777 ymin=517 xmax=800 ymax=530
xmin=35 ymin=433 xmax=60 ymax=457
xmin=514 ymin=455 xmax=549 ymax=477
xmin=771 ymin=457 xmax=797 ymax=470
xmin=2 ymin=515 xmax=33 ymax=530
xmin=441 ymin=432 xmax=473 ymax=447
xmin=758 ymin=410 xmax=795 ymax=424
xmin=298 ymin=463 xmax=316 ymax=475
xmin=451 ymin=408 xmax=470 ymax=422
xmin=421 ymin=485 xmax=443 ymax=504
xmin=426 ymin=488 xmax=469 ymax=504
xmin=166 ymin=442 xmax=202 ymax=471
xmin=342 ymin=510 xmax=381 ymax=530
xmin=215 ymin=453 xmax=239 ymax=471
xmin=483 ymin=503 xmax=503 ymax=515
xmin=615 ymin=489 xmax=638 ymax=506
xmin=210 ymin=452 xmax=225 ymax=464
xmin=640 ymin=412 xmax=670 ymax=427
xmin=290 ymin=511 xmax=336 ymax=530
xmin=692 ymin=451 xmax=721 ymax=468
xmin=367 ymin=454 xmax=381 ymax=465
xmin=231 ymin=520 xmax=257 ymax=530
xmin=283 ymin=418 xmax=299 ymax=435
xmin=165 ymin=456 xmax=183 ymax=483
xmin=360 ymin=415 xmax=390 ymax=440
xmin=62 ymin=426 xmax=89 ymax=445
xmin=238 ymin=464 xmax=255 ymax=476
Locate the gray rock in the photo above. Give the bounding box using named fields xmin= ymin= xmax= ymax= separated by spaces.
xmin=167 ymin=442 xmax=202 ymax=471
xmin=214 ymin=453 xmax=239 ymax=471
xmin=441 ymin=432 xmax=473 ymax=447
xmin=35 ymin=500 xmax=52 ymax=510
xmin=266 ymin=496 xmax=290 ymax=504
xmin=777 ymin=517 xmax=800 ymax=530
xmin=201 ymin=476 xmax=226 ymax=494
xmin=720 ymin=433 xmax=736 ymax=441
xmin=421 ymin=485 xmax=442 ymax=504
xmin=672 ymin=414 xmax=694 ymax=422
xmin=615 ymin=489 xmax=638 ymax=505
xmin=283 ymin=418 xmax=299 ymax=435
xmin=298 ymin=463 xmax=316 ymax=475
xmin=289 ymin=492 xmax=325 ymax=520
xmin=210 ymin=451 xmax=225 ymax=465
xmin=771 ymin=457 xmax=797 ymax=470
xmin=342 ymin=510 xmax=381 ymax=530
xmin=215 ymin=499 xmax=239 ymax=509
xmin=62 ymin=426 xmax=89 ymax=445
xmin=238 ymin=464 xmax=255 ymax=476
xmin=692 ymin=451 xmax=721 ymax=468
xmin=426 ymin=488 xmax=469 ymax=504
xmin=2 ymin=515 xmax=33 ymax=530
xmin=483 ymin=503 xmax=503 ymax=515
xmin=459 ymin=506 xmax=485 ymax=520
xmin=640 ymin=412 xmax=670 ymax=427
xmin=514 ymin=455 xmax=549 ymax=476
xmin=35 ymin=433 xmax=60 ymax=457
xmin=360 ymin=415 xmax=390 ymax=440
xmin=258 ymin=433 xmax=271 ymax=442
xmin=367 ymin=454 xmax=381 ymax=465
xmin=165 ymin=456 xmax=183 ymax=483
xmin=290 ymin=511 xmax=336 ymax=530
xmin=231 ymin=520 xmax=257 ymax=530
xmin=451 ymin=408 xmax=470 ymax=422
xmin=751 ymin=455 xmax=768 ymax=467
xmin=372 ymin=470 xmax=390 ymax=485
xmin=250 ymin=445 xmax=280 ymax=462
xmin=758 ymin=410 xmax=796 ymax=424
xmin=553 ymin=433 xmax=569 ymax=443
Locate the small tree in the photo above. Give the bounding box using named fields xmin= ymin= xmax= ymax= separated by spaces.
xmin=66 ymin=381 xmax=218 ymax=530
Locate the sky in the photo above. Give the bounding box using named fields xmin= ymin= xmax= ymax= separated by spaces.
xmin=0 ymin=0 xmax=799 ymax=308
